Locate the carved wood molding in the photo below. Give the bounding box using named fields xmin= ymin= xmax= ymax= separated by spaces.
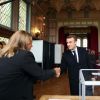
xmin=0 ymin=26 xmax=14 ymax=38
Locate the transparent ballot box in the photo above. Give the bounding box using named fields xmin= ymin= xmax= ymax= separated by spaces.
xmin=79 ymin=69 xmax=100 ymax=100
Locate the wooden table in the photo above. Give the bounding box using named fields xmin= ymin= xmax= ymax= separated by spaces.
xmin=39 ymin=95 xmax=100 ymax=100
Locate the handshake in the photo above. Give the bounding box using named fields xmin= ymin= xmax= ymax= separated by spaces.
xmin=54 ymin=67 xmax=61 ymax=78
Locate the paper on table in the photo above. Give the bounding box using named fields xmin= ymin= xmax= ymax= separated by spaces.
xmin=92 ymin=72 xmax=100 ymax=76
xmin=96 ymin=63 xmax=100 ymax=66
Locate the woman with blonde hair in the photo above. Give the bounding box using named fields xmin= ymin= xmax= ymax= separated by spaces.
xmin=0 ymin=30 xmax=60 ymax=100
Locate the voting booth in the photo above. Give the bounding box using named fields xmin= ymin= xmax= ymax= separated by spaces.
xmin=54 ymin=44 xmax=64 ymax=64
xmin=31 ymin=40 xmax=64 ymax=69
xmin=31 ymin=40 xmax=55 ymax=69
xmin=31 ymin=40 xmax=43 ymax=63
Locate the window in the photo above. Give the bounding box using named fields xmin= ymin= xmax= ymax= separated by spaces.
xmin=77 ymin=38 xmax=81 ymax=47
xmin=0 ymin=0 xmax=12 ymax=27
xmin=18 ymin=0 xmax=27 ymax=30
xmin=83 ymin=38 xmax=87 ymax=48
xmin=76 ymin=37 xmax=88 ymax=48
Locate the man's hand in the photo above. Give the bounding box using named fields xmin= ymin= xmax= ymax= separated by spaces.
xmin=54 ymin=67 xmax=61 ymax=78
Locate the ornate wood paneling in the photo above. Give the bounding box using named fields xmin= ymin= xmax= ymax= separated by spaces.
xmin=0 ymin=26 xmax=14 ymax=38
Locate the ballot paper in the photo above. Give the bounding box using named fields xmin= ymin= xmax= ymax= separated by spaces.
xmin=96 ymin=63 xmax=100 ymax=66
xmin=92 ymin=72 xmax=100 ymax=76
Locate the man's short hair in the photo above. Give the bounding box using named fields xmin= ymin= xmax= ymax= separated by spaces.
xmin=67 ymin=35 xmax=77 ymax=41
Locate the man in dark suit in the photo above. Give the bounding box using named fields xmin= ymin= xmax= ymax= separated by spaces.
xmin=61 ymin=35 xmax=92 ymax=95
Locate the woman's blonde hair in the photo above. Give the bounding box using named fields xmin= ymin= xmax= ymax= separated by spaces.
xmin=0 ymin=30 xmax=32 ymax=57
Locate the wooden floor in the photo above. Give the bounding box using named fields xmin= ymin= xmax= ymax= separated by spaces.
xmin=34 ymin=72 xmax=100 ymax=100
xmin=34 ymin=73 xmax=70 ymax=100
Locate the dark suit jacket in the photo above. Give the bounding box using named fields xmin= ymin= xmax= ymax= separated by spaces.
xmin=61 ymin=47 xmax=91 ymax=95
xmin=0 ymin=50 xmax=55 ymax=100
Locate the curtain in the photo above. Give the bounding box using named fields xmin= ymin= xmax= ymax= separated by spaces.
xmin=88 ymin=26 xmax=98 ymax=58
xmin=58 ymin=27 xmax=68 ymax=51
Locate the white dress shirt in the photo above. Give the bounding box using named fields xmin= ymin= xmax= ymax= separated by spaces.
xmin=71 ymin=47 xmax=79 ymax=63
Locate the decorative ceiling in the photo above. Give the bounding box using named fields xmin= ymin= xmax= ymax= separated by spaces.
xmin=1 ymin=0 xmax=100 ymax=20
xmin=31 ymin=0 xmax=100 ymax=20
xmin=31 ymin=0 xmax=100 ymax=11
